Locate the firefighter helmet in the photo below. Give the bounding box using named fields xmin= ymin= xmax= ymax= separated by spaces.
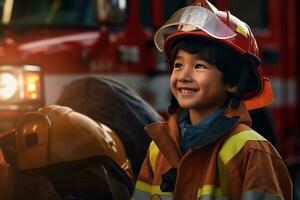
xmin=154 ymin=0 xmax=273 ymax=109
xmin=15 ymin=105 xmax=134 ymax=181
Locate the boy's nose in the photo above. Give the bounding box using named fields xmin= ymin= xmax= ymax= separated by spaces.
xmin=178 ymin=68 xmax=193 ymax=82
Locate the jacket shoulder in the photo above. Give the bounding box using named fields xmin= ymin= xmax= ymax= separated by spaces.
xmin=218 ymin=126 xmax=280 ymax=166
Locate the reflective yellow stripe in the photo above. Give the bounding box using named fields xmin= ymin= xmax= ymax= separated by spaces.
xmin=219 ymin=130 xmax=266 ymax=165
xmin=135 ymin=180 xmax=153 ymax=193
xmin=134 ymin=143 xmax=171 ymax=199
xmin=149 ymin=141 xmax=159 ymax=173
xmin=217 ymin=130 xmax=267 ymax=195
xmin=150 ymin=186 xmax=171 ymax=195
xmin=135 ymin=181 xmax=172 ymax=196
xmin=197 ymin=185 xmax=226 ymax=197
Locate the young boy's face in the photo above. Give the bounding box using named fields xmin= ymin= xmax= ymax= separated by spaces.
xmin=170 ymin=49 xmax=232 ymax=112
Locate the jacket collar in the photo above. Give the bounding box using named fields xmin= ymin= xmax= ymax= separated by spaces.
xmin=144 ymin=102 xmax=252 ymax=168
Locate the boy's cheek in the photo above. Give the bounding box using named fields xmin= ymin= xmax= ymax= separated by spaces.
xmin=170 ymin=87 xmax=177 ymax=97
xmin=169 ymin=78 xmax=177 ymax=92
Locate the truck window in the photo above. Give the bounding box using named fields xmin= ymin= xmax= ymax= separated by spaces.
xmin=162 ymin=0 xmax=216 ymax=21
xmin=163 ymin=0 xmax=186 ymax=21
xmin=140 ymin=0 xmax=187 ymax=29
xmin=140 ymin=0 xmax=152 ymax=28
xmin=1 ymin=0 xmax=98 ymax=27
xmin=96 ymin=0 xmax=128 ymax=27
xmin=139 ymin=0 xmax=186 ymax=29
xmin=228 ymin=0 xmax=268 ymax=30
xmin=0 ymin=0 xmax=3 ymax=22
xmin=139 ymin=0 xmax=217 ymax=29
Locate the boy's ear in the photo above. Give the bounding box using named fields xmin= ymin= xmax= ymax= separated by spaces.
xmin=226 ymin=85 xmax=237 ymax=93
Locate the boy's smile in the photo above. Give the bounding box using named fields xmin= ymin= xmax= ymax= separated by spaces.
xmin=178 ymin=88 xmax=196 ymax=95
xmin=170 ymin=50 xmax=233 ymax=120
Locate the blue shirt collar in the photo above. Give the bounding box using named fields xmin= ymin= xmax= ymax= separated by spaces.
xmin=178 ymin=106 xmax=227 ymax=154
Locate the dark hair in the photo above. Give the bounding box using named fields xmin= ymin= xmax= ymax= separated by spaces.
xmin=169 ymin=36 xmax=245 ymax=87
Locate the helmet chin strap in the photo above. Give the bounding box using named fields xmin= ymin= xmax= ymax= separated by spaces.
xmin=230 ymin=64 xmax=249 ymax=110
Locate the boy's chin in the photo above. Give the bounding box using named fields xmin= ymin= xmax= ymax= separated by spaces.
xmin=178 ymin=103 xmax=194 ymax=109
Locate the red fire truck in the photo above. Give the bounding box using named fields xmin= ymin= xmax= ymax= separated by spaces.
xmin=0 ymin=0 xmax=299 ymax=197
xmin=0 ymin=0 xmax=171 ymax=130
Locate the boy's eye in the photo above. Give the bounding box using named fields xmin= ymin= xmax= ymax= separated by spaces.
xmin=173 ymin=63 xmax=182 ymax=69
xmin=195 ymin=64 xmax=206 ymax=69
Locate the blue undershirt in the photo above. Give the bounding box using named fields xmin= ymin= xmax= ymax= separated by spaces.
xmin=178 ymin=107 xmax=226 ymax=154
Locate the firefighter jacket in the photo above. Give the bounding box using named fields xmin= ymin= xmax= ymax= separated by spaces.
xmin=131 ymin=103 xmax=293 ymax=200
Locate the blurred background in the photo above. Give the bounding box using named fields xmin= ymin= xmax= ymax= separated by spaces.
xmin=0 ymin=0 xmax=298 ymax=198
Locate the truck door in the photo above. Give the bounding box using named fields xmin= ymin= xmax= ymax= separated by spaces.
xmin=214 ymin=0 xmax=297 ymax=159
xmin=214 ymin=0 xmax=299 ymax=198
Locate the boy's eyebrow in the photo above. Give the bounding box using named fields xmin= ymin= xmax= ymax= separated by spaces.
xmin=175 ymin=55 xmax=184 ymax=60
xmin=175 ymin=54 xmax=184 ymax=58
xmin=174 ymin=53 xmax=206 ymax=62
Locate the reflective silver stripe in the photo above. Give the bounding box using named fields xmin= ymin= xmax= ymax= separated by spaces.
xmin=131 ymin=189 xmax=151 ymax=200
xmin=131 ymin=190 xmax=173 ymax=200
xmin=158 ymin=195 xmax=173 ymax=200
xmin=197 ymin=195 xmax=229 ymax=200
xmin=241 ymin=191 xmax=283 ymax=200
xmin=133 ymin=181 xmax=172 ymax=199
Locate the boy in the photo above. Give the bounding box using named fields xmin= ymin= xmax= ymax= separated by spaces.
xmin=132 ymin=1 xmax=292 ymax=200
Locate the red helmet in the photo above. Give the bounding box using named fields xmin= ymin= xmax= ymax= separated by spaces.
xmin=154 ymin=0 xmax=273 ymax=109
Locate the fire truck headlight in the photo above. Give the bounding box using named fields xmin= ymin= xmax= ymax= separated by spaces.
xmin=0 ymin=65 xmax=42 ymax=104
xmin=24 ymin=72 xmax=41 ymax=100
xmin=23 ymin=65 xmax=42 ymax=101
xmin=0 ymin=72 xmax=18 ymax=100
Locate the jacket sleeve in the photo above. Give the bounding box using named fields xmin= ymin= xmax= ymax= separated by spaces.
xmin=227 ymin=143 xmax=293 ymax=200
xmin=131 ymin=144 xmax=155 ymax=200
